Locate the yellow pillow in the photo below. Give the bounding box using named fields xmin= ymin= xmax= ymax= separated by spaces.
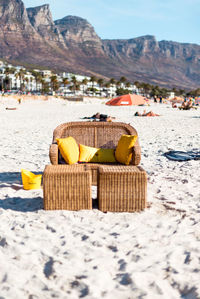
xmin=56 ymin=137 xmax=79 ymax=165
xmin=115 ymin=135 xmax=137 ymax=165
xmin=79 ymin=144 xmax=116 ymax=163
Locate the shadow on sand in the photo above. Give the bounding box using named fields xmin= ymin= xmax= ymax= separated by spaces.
xmin=0 ymin=172 xmax=43 ymax=212
xmin=0 ymin=172 xmax=98 ymax=212
xmin=0 ymin=196 xmax=43 ymax=212
xmin=0 ymin=171 xmax=42 ymax=185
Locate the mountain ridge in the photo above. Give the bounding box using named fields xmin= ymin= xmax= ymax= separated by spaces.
xmin=0 ymin=0 xmax=200 ymax=89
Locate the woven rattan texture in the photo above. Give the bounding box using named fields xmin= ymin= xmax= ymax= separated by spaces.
xmin=98 ymin=165 xmax=147 ymax=212
xmin=49 ymin=122 xmax=141 ymax=166
xmin=43 ymin=165 xmax=92 ymax=210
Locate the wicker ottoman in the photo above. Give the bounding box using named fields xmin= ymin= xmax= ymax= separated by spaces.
xmin=98 ymin=165 xmax=147 ymax=212
xmin=43 ymin=165 xmax=92 ymax=210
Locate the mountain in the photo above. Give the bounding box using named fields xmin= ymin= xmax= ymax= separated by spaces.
xmin=27 ymin=4 xmax=64 ymax=43
xmin=0 ymin=0 xmax=200 ymax=89
xmin=102 ymin=36 xmax=200 ymax=89
xmin=54 ymin=16 xmax=103 ymax=51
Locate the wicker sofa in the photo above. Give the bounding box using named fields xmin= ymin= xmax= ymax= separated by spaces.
xmin=49 ymin=121 xmax=141 ymax=184
xmin=44 ymin=121 xmax=147 ymax=212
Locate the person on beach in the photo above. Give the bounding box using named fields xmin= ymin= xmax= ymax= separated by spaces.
xmin=172 ymin=102 xmax=177 ymax=108
xmin=82 ymin=112 xmax=116 ymax=122
xmin=134 ymin=109 xmax=160 ymax=117
xmin=144 ymin=110 xmax=160 ymax=116
xmin=180 ymin=98 xmax=193 ymax=110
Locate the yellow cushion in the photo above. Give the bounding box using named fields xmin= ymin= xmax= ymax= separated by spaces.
xmin=56 ymin=137 xmax=79 ymax=165
xmin=79 ymin=144 xmax=116 ymax=163
xmin=115 ymin=135 xmax=137 ymax=165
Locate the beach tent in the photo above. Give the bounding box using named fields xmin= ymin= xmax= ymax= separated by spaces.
xmin=106 ymin=94 xmax=147 ymax=106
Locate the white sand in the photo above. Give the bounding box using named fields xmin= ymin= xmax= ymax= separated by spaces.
xmin=0 ymin=97 xmax=200 ymax=298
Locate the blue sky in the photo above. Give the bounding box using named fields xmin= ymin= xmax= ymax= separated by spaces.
xmin=23 ymin=0 xmax=200 ymax=44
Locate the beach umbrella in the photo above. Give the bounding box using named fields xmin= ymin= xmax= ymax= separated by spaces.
xmin=106 ymin=94 xmax=147 ymax=106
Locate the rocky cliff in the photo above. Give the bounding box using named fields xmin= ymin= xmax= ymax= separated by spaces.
xmin=102 ymin=36 xmax=200 ymax=88
xmin=0 ymin=0 xmax=33 ymax=30
xmin=0 ymin=0 xmax=200 ymax=89
xmin=27 ymin=4 xmax=64 ymax=44
xmin=55 ymin=16 xmax=102 ymax=48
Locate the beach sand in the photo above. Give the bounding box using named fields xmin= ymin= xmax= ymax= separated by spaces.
xmin=0 ymin=96 xmax=200 ymax=298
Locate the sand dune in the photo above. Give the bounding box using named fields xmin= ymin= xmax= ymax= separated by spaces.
xmin=0 ymin=97 xmax=200 ymax=298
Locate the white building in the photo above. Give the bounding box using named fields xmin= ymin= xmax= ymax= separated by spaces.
xmin=40 ymin=70 xmax=52 ymax=77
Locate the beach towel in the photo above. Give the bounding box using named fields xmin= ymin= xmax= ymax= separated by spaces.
xmin=164 ymin=150 xmax=200 ymax=161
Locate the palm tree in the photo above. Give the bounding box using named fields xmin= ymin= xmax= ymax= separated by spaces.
xmin=150 ymin=86 xmax=160 ymax=97
xmin=71 ymin=75 xmax=77 ymax=84
xmin=104 ymin=82 xmax=111 ymax=97
xmin=50 ymin=75 xmax=59 ymax=92
xmin=70 ymin=76 xmax=78 ymax=95
xmin=41 ymin=79 xmax=49 ymax=94
xmin=104 ymin=82 xmax=111 ymax=88
xmin=4 ymin=75 xmax=11 ymax=91
xmin=30 ymin=77 xmax=33 ymax=91
xmin=16 ymin=69 xmax=25 ymax=91
xmin=119 ymin=76 xmax=127 ymax=84
xmin=134 ymin=81 xmax=140 ymax=88
xmin=82 ymin=78 xmax=88 ymax=85
xmin=63 ymin=77 xmax=69 ymax=87
xmin=109 ymin=78 xmax=116 ymax=85
xmin=31 ymin=71 xmax=42 ymax=91
xmin=0 ymin=76 xmax=4 ymax=91
xmin=97 ymin=78 xmax=104 ymax=87
xmin=24 ymin=77 xmax=29 ymax=91
xmin=69 ymin=82 xmax=80 ymax=95
xmin=97 ymin=78 xmax=104 ymax=96
xmin=140 ymin=82 xmax=151 ymax=96
xmin=81 ymin=78 xmax=88 ymax=95
xmin=116 ymin=81 xmax=121 ymax=88
xmin=90 ymin=76 xmax=97 ymax=89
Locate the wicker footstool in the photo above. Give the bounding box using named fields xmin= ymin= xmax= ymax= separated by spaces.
xmin=98 ymin=165 xmax=147 ymax=212
xmin=43 ymin=165 xmax=92 ymax=210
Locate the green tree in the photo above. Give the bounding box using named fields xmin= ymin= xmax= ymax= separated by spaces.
xmin=69 ymin=82 xmax=80 ymax=95
xmin=90 ymin=76 xmax=97 ymax=89
xmin=109 ymin=78 xmax=116 ymax=85
xmin=16 ymin=69 xmax=26 ymax=91
xmin=31 ymin=71 xmax=42 ymax=91
xmin=50 ymin=75 xmax=59 ymax=92
xmin=119 ymin=76 xmax=127 ymax=84
xmin=4 ymin=75 xmax=11 ymax=90
xmin=104 ymin=82 xmax=111 ymax=89
xmin=62 ymin=77 xmax=70 ymax=88
xmin=97 ymin=78 xmax=104 ymax=87
xmin=116 ymin=88 xmax=130 ymax=95
xmin=116 ymin=81 xmax=121 ymax=87
xmin=140 ymin=82 xmax=151 ymax=96
xmin=24 ymin=77 xmax=29 ymax=91
xmin=41 ymin=79 xmax=50 ymax=94
xmin=81 ymin=78 xmax=88 ymax=94
xmin=125 ymin=82 xmax=131 ymax=88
